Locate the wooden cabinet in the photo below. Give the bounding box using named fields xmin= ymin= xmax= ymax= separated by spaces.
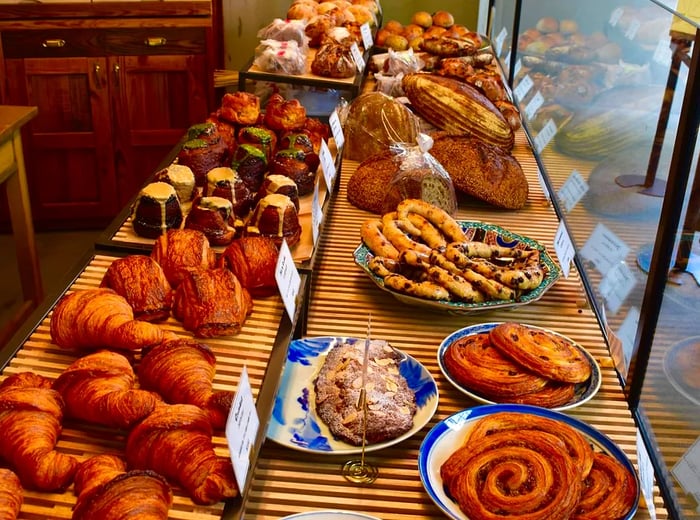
xmin=1 ymin=20 xmax=212 ymax=229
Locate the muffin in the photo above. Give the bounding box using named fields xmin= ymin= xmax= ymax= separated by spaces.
xmin=257 ymin=174 xmax=300 ymax=210
xmin=269 ymin=148 xmax=315 ymax=195
xmin=204 ymin=167 xmax=255 ymax=217
xmin=246 ymin=193 xmax=301 ymax=247
xmin=177 ymin=123 xmax=230 ymax=187
xmin=232 ymin=143 xmax=268 ymax=192
xmin=184 ymin=196 xmax=237 ymax=246
xmin=132 ymin=182 xmax=183 ymax=238
xmin=153 ymin=163 xmax=196 ymax=203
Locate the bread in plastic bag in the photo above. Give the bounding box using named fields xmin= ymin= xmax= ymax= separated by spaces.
xmin=253 ymin=40 xmax=307 ymax=75
xmin=310 ymin=40 xmax=357 ymax=79
xmin=257 ymin=18 xmax=309 ymax=51
xmin=342 ymin=92 xmax=421 ymax=162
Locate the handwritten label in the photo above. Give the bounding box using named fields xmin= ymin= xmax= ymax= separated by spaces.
xmin=275 ymin=239 xmax=302 ymax=321
xmin=557 ymin=170 xmax=589 ymax=213
xmin=653 ymin=37 xmax=673 ymax=67
xmin=580 ymin=223 xmax=630 ymax=274
xmin=329 ymin=110 xmax=344 ymax=151
xmin=312 ymin=179 xmax=322 ymax=245
xmin=533 ymin=119 xmax=557 ymax=154
xmin=609 ymin=7 xmax=624 ymax=27
xmin=360 ymin=22 xmax=373 ymax=49
xmin=672 ymin=437 xmax=700 ymax=507
xmin=617 ymin=306 xmax=640 ymax=378
xmin=524 ymin=90 xmax=544 ymax=120
xmin=320 ymin=139 xmax=336 ymax=192
xmin=513 ymin=74 xmax=533 ymax=102
xmin=350 ymin=42 xmax=365 ymax=72
xmin=514 ymin=58 xmax=522 ymax=79
xmin=503 ymin=49 xmax=511 ymax=70
xmin=495 ymin=27 xmax=507 ymax=57
xmin=599 ymin=261 xmax=637 ymax=315
xmin=226 ymin=367 xmax=259 ymax=492
xmin=637 ymin=431 xmax=658 ymax=520
xmin=625 ymin=18 xmax=641 ymax=40
xmin=536 ymin=167 xmax=551 ymax=202
xmin=554 ymin=221 xmax=575 ymax=279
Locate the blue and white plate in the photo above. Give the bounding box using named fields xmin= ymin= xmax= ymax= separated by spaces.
xmin=267 ymin=336 xmax=439 ymax=455
xmin=437 ymin=322 xmax=601 ymax=411
xmin=354 ymin=221 xmax=561 ymax=314
xmin=281 ymin=512 xmax=381 ymax=520
xmin=418 ymin=404 xmax=640 ymax=520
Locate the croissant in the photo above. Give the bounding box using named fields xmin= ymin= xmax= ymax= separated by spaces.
xmin=219 ymin=236 xmax=279 ymax=297
xmin=0 ymin=469 xmax=22 ymax=520
xmin=50 ymin=288 xmax=165 ymax=351
xmin=172 ymin=267 xmax=253 ymax=337
xmin=100 ymin=255 xmax=173 ymax=322
xmin=0 ymin=374 xmax=79 ymax=491
xmin=53 ymin=350 xmax=160 ymax=429
xmin=72 ymin=454 xmax=172 ymax=520
xmin=138 ymin=339 xmax=233 ymax=429
xmin=126 ymin=403 xmax=238 ymax=505
xmin=150 ymin=229 xmax=216 ymax=288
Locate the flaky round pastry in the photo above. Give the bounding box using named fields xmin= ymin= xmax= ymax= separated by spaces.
xmin=508 ymin=380 xmax=576 ymax=408
xmin=573 ymin=452 xmax=638 ymax=519
xmin=264 ymin=93 xmax=307 ymax=132
xmin=490 ymin=322 xmax=592 ymax=384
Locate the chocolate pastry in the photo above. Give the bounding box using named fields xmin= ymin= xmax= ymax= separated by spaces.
xmin=237 ymin=126 xmax=277 ymax=162
xmin=184 ymin=196 xmax=236 ymax=246
xmin=232 ymin=143 xmax=268 ymax=192
xmin=269 ymin=148 xmax=315 ymax=195
xmin=204 ymin=167 xmax=255 ymax=217
xmin=131 ymin=182 xmax=183 ymax=239
xmin=257 ymin=174 xmax=300 ymax=210
xmin=177 ymin=123 xmax=230 ymax=187
xmin=246 ymin=194 xmax=301 ymax=247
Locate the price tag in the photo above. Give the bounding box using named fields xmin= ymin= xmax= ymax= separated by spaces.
xmin=637 ymin=431 xmax=658 ymax=520
xmin=672 ymin=437 xmax=700 ymax=504
xmin=328 ymin=110 xmax=344 ymax=151
xmin=533 ymin=118 xmax=557 ymax=154
xmin=350 ymin=42 xmax=365 ymax=72
xmin=580 ymin=223 xmax=630 ymax=274
xmin=311 ymin=179 xmax=323 ymax=245
xmin=609 ymin=7 xmax=624 ymax=27
xmin=319 ymin=139 xmax=336 ymax=192
xmin=536 ymin=168 xmax=551 ymax=202
xmin=617 ymin=306 xmax=640 ymax=374
xmin=503 ymin=49 xmax=511 ymax=70
xmin=554 ymin=221 xmax=575 ymax=279
xmin=275 ymin=239 xmax=302 ymax=321
xmin=360 ymin=22 xmax=373 ymax=49
xmin=524 ymin=90 xmax=544 ymax=120
xmin=226 ymin=367 xmax=259 ymax=492
xmin=598 ymin=261 xmax=637 ymax=315
xmin=653 ymin=37 xmax=673 ymax=67
xmin=625 ymin=18 xmax=641 ymax=40
xmin=513 ymin=74 xmax=533 ymax=102
xmin=557 ymin=169 xmax=589 ymax=213
xmin=514 ymin=58 xmax=522 ymax=79
xmin=495 ymin=27 xmax=507 ymax=57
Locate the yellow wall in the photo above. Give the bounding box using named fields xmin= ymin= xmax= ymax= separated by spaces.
xmin=379 ymin=0 xmax=479 ymax=29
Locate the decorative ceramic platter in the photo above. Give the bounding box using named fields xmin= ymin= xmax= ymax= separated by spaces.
xmin=663 ymin=336 xmax=700 ymax=406
xmin=418 ymin=404 xmax=640 ymax=520
xmin=267 ymin=336 xmax=438 ymax=455
xmin=281 ymin=512 xmax=381 ymax=520
xmin=354 ymin=221 xmax=561 ymax=314
xmin=437 ymin=322 xmax=601 ymax=411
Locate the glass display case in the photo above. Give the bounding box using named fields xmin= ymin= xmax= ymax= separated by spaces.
xmin=489 ymin=1 xmax=700 ymax=517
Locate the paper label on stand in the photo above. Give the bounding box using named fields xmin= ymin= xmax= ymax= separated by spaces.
xmin=320 ymin=139 xmax=336 ymax=192
xmin=557 ymin=170 xmax=589 ymax=213
xmin=533 ymin=119 xmax=557 ymax=154
xmin=329 ymin=110 xmax=344 ymax=151
xmin=554 ymin=221 xmax=575 ymax=279
xmin=312 ymin=179 xmax=322 ymax=245
xmin=514 ymin=58 xmax=522 ymax=79
xmin=653 ymin=37 xmax=673 ymax=67
xmin=609 ymin=7 xmax=624 ymax=26
xmin=625 ymin=18 xmax=641 ymax=40
xmin=360 ymin=23 xmax=373 ymax=49
xmin=536 ymin=166 xmax=551 ymax=202
xmin=513 ymin=74 xmax=533 ymax=102
xmin=495 ymin=27 xmax=507 ymax=57
xmin=275 ymin=239 xmax=301 ymax=321
xmin=637 ymin=430 xmax=658 ymax=520
xmin=599 ymin=261 xmax=637 ymax=315
xmin=580 ymin=223 xmax=630 ymax=274
xmin=524 ymin=91 xmax=544 ymax=120
xmin=226 ymin=367 xmax=259 ymax=493
xmin=673 ymin=436 xmax=700 ymax=503
xmin=350 ymin=43 xmax=365 ymax=72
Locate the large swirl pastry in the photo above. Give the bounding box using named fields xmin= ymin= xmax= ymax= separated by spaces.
xmin=490 ymin=322 xmax=592 ymax=384
xmin=574 ymin=452 xmax=638 ymax=519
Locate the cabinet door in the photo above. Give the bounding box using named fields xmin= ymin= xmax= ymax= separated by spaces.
xmin=5 ymin=57 xmax=120 ymax=228
xmin=111 ymin=54 xmax=209 ymax=205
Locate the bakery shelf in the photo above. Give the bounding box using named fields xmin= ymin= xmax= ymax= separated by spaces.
xmin=0 ymin=248 xmax=306 ymax=520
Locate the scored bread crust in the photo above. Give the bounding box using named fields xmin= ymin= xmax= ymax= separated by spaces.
xmin=346 ymin=150 xmax=397 ymax=214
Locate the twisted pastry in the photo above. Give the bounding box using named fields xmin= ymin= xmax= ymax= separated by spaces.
xmin=573 ymin=452 xmax=638 ymax=520
xmin=150 ymin=229 xmax=216 ymax=288
xmin=395 ymin=198 xmax=466 ymax=243
xmin=53 ymin=350 xmax=160 ymax=429
xmin=72 ymin=454 xmax=172 ymax=520
xmin=126 ymin=403 xmax=237 ymax=505
xmin=50 ymin=288 xmax=165 ymax=351
xmin=0 ymin=376 xmax=79 ymax=491
xmin=138 ymin=339 xmax=233 ymax=429
xmin=0 ymin=468 xmax=22 ymax=520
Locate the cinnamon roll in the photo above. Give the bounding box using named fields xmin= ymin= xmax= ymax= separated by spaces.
xmin=573 ymin=452 xmax=638 ymax=520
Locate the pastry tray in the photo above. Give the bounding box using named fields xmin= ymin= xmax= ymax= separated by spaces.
xmin=0 ymin=249 xmax=303 ymax=520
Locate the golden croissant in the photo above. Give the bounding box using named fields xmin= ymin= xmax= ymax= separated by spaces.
xmin=0 ymin=468 xmax=22 ymax=520
xmin=72 ymin=454 xmax=172 ymax=520
xmin=50 ymin=288 xmax=165 ymax=351
xmin=0 ymin=373 xmax=79 ymax=491
xmin=53 ymin=350 xmax=160 ymax=429
xmin=150 ymin=228 xmax=216 ymax=288
xmin=126 ymin=403 xmax=238 ymax=505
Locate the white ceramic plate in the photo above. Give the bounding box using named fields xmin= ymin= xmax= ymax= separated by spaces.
xmin=281 ymin=511 xmax=381 ymax=520
xmin=437 ymin=322 xmax=601 ymax=411
xmin=354 ymin=221 xmax=561 ymax=314
xmin=267 ymin=336 xmax=438 ymax=455
xmin=663 ymin=335 xmax=700 ymax=406
xmin=418 ymin=404 xmax=640 ymax=520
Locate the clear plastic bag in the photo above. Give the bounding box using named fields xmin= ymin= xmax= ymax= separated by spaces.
xmin=257 ymin=18 xmax=309 ymax=51
xmin=253 ymin=40 xmax=307 ymax=75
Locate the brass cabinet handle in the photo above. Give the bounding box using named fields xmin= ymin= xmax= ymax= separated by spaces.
xmin=94 ymin=63 xmax=103 ymax=86
xmin=113 ymin=63 xmax=120 ymax=87
xmin=42 ymin=39 xmax=66 ymax=48
xmin=144 ymin=37 xmax=167 ymax=47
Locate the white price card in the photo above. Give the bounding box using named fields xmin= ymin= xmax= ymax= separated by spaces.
xmin=275 ymin=239 xmax=302 ymax=321
xmin=653 ymin=37 xmax=673 ymax=67
xmin=536 ymin=167 xmax=551 ymax=202
xmin=524 ymin=90 xmax=544 ymax=120
xmin=328 ymin=110 xmax=344 ymax=151
xmin=533 ymin=119 xmax=557 ymax=154
xmin=673 ymin=437 xmax=700 ymax=503
xmin=557 ymin=169 xmax=589 ymax=213
xmin=312 ymin=179 xmax=323 ymax=245
xmin=598 ymin=261 xmax=637 ymax=315
xmin=625 ymin=18 xmax=641 ymax=40
xmin=514 ymin=58 xmax=522 ymax=79
xmin=226 ymin=366 xmax=259 ymax=492
xmin=503 ymin=49 xmax=511 ymax=69
xmin=495 ymin=27 xmax=507 ymax=57
xmin=554 ymin=220 xmax=575 ymax=279
xmin=637 ymin=430 xmax=659 ymax=520
xmin=609 ymin=7 xmax=624 ymax=27
xmin=350 ymin=42 xmax=365 ymax=72
xmin=319 ymin=139 xmax=336 ymax=192
xmin=580 ymin=222 xmax=630 ymax=274
xmin=513 ymin=74 xmax=533 ymax=103
xmin=360 ymin=22 xmax=373 ymax=49
xmin=617 ymin=306 xmax=640 ymax=374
